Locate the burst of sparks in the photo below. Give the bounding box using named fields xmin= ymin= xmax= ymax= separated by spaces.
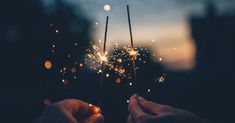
xmin=84 ymin=42 xmax=153 ymax=84
xmin=98 ymin=52 xmax=108 ymax=64
xmin=127 ymin=48 xmax=139 ymax=60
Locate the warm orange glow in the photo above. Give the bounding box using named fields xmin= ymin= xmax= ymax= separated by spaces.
xmin=44 ymin=60 xmax=52 ymax=70
xmin=117 ymin=58 xmax=122 ymax=63
xmin=115 ymin=78 xmax=121 ymax=84
xmin=79 ymin=63 xmax=84 ymax=67
xmin=89 ymin=105 xmax=102 ymax=114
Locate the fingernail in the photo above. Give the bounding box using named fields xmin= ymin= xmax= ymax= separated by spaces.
xmin=138 ymin=96 xmax=145 ymax=101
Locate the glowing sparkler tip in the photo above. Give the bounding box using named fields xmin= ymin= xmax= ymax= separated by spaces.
xmin=127 ymin=48 xmax=139 ymax=60
xmin=89 ymin=104 xmax=102 ymax=114
xmin=98 ymin=52 xmax=108 ymax=64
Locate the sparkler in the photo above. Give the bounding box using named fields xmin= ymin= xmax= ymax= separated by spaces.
xmin=43 ymin=11 xmax=167 ymax=107
xmin=127 ymin=5 xmax=138 ymax=91
xmin=99 ymin=16 xmax=109 ymax=108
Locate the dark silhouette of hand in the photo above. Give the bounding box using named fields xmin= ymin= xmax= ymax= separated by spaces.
xmin=127 ymin=94 xmax=212 ymax=123
xmin=36 ymin=99 xmax=104 ymax=123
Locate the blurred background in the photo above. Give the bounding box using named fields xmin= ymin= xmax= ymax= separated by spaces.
xmin=0 ymin=0 xmax=235 ymax=123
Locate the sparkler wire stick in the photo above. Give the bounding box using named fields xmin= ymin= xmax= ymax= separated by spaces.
xmin=127 ymin=5 xmax=137 ymax=90
xmin=127 ymin=5 xmax=134 ymax=48
xmin=99 ymin=16 xmax=109 ymax=108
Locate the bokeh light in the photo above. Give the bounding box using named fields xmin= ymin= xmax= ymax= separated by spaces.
xmin=44 ymin=60 xmax=52 ymax=70
xmin=104 ymin=4 xmax=111 ymax=12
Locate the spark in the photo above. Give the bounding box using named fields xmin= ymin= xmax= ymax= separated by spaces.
xmin=98 ymin=52 xmax=108 ymax=64
xmin=117 ymin=58 xmax=122 ymax=63
xmin=127 ymin=48 xmax=139 ymax=60
xmin=62 ymin=79 xmax=69 ymax=85
xmin=154 ymin=74 xmax=167 ymax=83
xmin=159 ymin=76 xmax=165 ymax=83
xmin=98 ymin=69 xmax=102 ymax=73
xmin=79 ymin=63 xmax=84 ymax=67
xmin=147 ymin=89 xmax=151 ymax=93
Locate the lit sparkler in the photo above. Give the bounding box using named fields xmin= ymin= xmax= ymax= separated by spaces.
xmin=99 ymin=16 xmax=109 ymax=108
xmin=127 ymin=5 xmax=138 ymax=91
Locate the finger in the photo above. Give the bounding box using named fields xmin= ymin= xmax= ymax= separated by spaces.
xmin=83 ymin=114 xmax=104 ymax=123
xmin=53 ymin=99 xmax=100 ymax=115
xmin=138 ymin=97 xmax=170 ymax=115
xmin=126 ymin=115 xmax=134 ymax=123
xmin=128 ymin=94 xmax=149 ymax=122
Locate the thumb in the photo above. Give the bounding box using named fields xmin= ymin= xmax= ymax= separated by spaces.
xmin=83 ymin=114 xmax=104 ymax=123
xmin=138 ymin=96 xmax=165 ymax=115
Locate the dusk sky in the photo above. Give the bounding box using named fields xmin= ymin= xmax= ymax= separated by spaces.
xmin=43 ymin=0 xmax=235 ymax=70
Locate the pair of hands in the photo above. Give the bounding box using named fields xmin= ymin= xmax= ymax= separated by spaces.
xmin=37 ymin=94 xmax=210 ymax=123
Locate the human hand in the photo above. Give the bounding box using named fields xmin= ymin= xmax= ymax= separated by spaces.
xmin=36 ymin=99 xmax=104 ymax=123
xmin=127 ymin=94 xmax=212 ymax=123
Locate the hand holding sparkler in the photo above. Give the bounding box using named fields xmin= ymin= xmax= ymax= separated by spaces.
xmin=127 ymin=94 xmax=213 ymax=123
xmin=36 ymin=99 xmax=103 ymax=123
